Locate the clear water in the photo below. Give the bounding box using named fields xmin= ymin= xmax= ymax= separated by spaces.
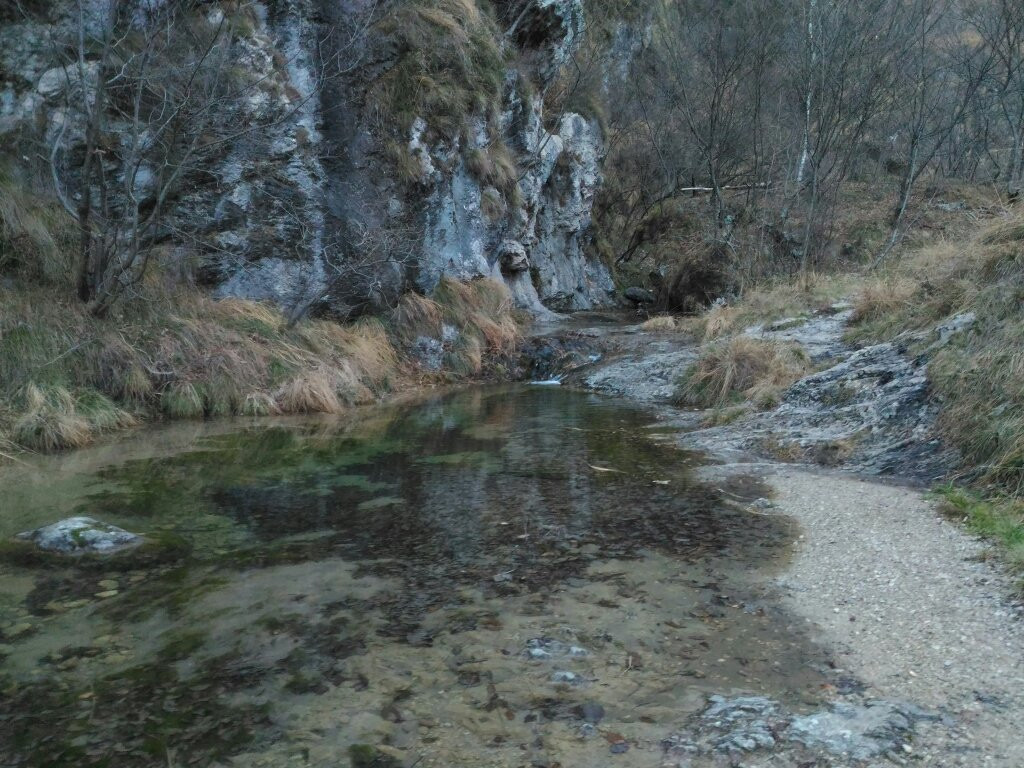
xmin=0 ymin=386 xmax=833 ymax=767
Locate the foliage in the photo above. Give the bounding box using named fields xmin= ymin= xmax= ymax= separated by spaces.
xmin=367 ymin=0 xmax=506 ymax=141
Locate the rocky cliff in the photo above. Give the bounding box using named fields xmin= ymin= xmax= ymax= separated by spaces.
xmin=0 ymin=0 xmax=622 ymax=316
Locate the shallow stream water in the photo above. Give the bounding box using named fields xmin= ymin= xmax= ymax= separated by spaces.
xmin=0 ymin=386 xmax=836 ymax=767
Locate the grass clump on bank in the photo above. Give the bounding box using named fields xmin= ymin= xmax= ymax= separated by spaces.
xmin=846 ymin=208 xmax=1024 ymax=495
xmin=0 ymin=165 xmax=77 ymax=285
xmin=674 ymin=336 xmax=811 ymax=410
xmin=389 ymin=276 xmax=520 ymax=376
xmin=0 ymin=273 xmax=521 ymax=454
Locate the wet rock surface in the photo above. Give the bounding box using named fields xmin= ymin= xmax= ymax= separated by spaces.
xmin=15 ymin=517 xmax=141 ymax=555
xmin=690 ymin=337 xmax=952 ymax=480
xmin=745 ymin=304 xmax=854 ymax=361
xmin=546 ymin=305 xmax=962 ymax=482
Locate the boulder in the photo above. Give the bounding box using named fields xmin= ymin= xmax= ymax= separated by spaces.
xmin=498 ymin=240 xmax=530 ymax=273
xmin=16 ymin=517 xmax=142 ymax=555
xmin=37 ymin=63 xmax=98 ymax=99
xmin=624 ymin=286 xmax=655 ymax=304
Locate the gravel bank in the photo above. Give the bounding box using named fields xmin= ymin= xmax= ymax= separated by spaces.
xmin=768 ymin=468 xmax=1024 ymax=766
xmin=543 ymin=316 xmax=1024 ymax=765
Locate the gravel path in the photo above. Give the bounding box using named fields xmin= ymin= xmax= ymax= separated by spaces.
xmin=755 ymin=467 xmax=1024 ymax=766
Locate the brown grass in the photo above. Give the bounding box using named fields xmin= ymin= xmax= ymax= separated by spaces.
xmin=845 ymin=206 xmax=1024 ymax=494
xmin=276 ymin=371 xmax=344 ymax=414
xmin=675 ymin=336 xmax=812 ymax=409
xmin=0 ymin=164 xmax=76 ymax=283
xmin=687 ymin=272 xmax=855 ymax=343
xmin=640 ymin=315 xmax=681 ymax=332
xmin=0 ymin=271 xmax=523 ymax=454
xmin=849 ymin=277 xmax=916 ymax=325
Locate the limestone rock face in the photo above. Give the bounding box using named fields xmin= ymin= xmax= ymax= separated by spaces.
xmin=1 ymin=0 xmax=626 ymax=316
xmin=417 ymin=103 xmax=614 ymax=313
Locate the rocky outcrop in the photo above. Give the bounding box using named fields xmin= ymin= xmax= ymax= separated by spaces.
xmin=0 ymin=0 xmax=620 ymax=316
xmin=417 ymin=85 xmax=614 ymax=314
xmin=662 ymin=694 xmax=934 ymax=764
xmin=686 ymin=313 xmax=969 ymax=479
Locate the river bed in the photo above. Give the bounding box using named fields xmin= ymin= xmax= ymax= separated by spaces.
xmin=0 ymin=386 xmax=837 ymax=767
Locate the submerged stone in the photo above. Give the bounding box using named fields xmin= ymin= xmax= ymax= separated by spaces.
xmin=15 ymin=517 xmax=142 ymax=555
xmin=788 ymin=701 xmax=916 ymax=760
xmin=665 ymin=694 xmax=927 ymax=761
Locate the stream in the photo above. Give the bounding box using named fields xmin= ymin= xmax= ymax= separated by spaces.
xmin=0 ymin=385 xmax=838 ymax=767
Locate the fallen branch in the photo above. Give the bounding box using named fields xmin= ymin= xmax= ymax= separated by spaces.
xmin=673 ymin=181 xmax=773 ymax=194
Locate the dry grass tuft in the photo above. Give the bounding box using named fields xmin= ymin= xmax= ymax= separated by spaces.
xmin=12 ymin=384 xmax=135 ymax=451
xmin=390 ymin=292 xmax=444 ymax=347
xmin=640 ymin=315 xmax=680 ymax=332
xmin=675 ymin=336 xmax=811 ymax=409
xmin=850 ymin=277 xmax=916 ymax=325
xmin=0 ymin=164 xmax=76 ymax=284
xmin=389 ymin=277 xmax=520 ymax=376
xmin=13 ymin=385 xmax=92 ymax=452
xmin=701 ymin=303 xmax=740 ymax=340
xmin=277 ymin=371 xmax=344 ymax=414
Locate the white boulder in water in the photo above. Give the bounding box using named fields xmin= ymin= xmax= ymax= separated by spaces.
xmin=16 ymin=517 xmax=141 ymax=554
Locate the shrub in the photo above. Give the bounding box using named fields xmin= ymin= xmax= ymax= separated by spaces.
xmin=366 ymin=0 xmax=506 ymax=141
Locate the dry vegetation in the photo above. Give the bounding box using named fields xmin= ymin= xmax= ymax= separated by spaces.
xmin=0 ymin=139 xmax=522 ymax=457
xmin=0 ymin=164 xmax=520 ymax=455
xmin=846 ymin=206 xmax=1024 ymax=495
xmin=368 ymin=0 xmax=516 ymax=196
xmin=674 ymin=336 xmax=812 ymax=410
xmin=0 ymin=275 xmax=519 ymax=454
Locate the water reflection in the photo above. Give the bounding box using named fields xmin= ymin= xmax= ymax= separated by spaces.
xmin=0 ymin=386 xmax=831 ymax=767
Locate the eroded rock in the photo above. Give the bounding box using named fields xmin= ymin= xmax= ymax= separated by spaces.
xmin=498 ymin=240 xmax=530 ymax=273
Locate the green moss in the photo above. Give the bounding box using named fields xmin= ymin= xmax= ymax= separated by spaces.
xmin=935 ymin=486 xmax=1024 ymax=591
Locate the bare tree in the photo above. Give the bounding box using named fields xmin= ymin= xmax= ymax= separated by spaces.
xmin=968 ymin=0 xmax=1024 ymax=197
xmin=876 ymin=0 xmax=993 ymax=262
xmin=46 ymin=1 xmax=250 ymax=316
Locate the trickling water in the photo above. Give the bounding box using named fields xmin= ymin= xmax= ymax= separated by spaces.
xmin=0 ymin=386 xmax=834 ymax=767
